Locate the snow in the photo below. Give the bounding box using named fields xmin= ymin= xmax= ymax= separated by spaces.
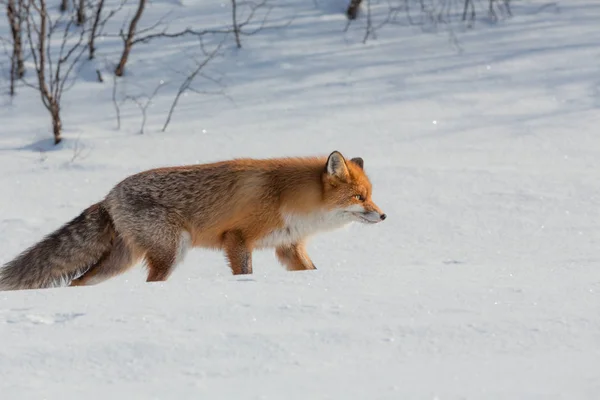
xmin=1 ymin=0 xmax=600 ymax=398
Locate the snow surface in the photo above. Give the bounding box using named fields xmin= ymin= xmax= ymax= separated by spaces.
xmin=1 ymin=0 xmax=600 ymax=398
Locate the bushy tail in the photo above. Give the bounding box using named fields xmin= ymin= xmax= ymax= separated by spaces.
xmin=0 ymin=202 xmax=115 ymax=291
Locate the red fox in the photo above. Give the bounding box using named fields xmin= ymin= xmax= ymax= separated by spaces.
xmin=0 ymin=151 xmax=386 ymax=290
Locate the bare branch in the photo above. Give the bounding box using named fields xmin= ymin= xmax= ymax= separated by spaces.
xmin=123 ymin=80 xmax=166 ymax=134
xmin=69 ymin=135 xmax=92 ymax=164
xmin=162 ymin=39 xmax=224 ymax=132
xmin=56 ymin=32 xmax=88 ymax=102
xmin=128 ymin=10 xmax=173 ymax=36
xmin=231 ymin=0 xmax=241 ymax=48
xmin=88 ymin=0 xmax=104 ymax=59
xmin=130 ymin=27 xmax=228 ymax=45
xmin=114 ymin=0 xmax=145 ymax=76
xmin=89 ymin=0 xmax=128 ymax=60
xmin=6 ymin=0 xmax=26 ymax=96
xmin=111 ymin=68 xmax=121 ymax=129
xmin=344 ymin=0 xmax=509 ymax=44
xmin=229 ymin=0 xmax=292 ymax=47
xmin=347 ymin=0 xmax=362 ymax=20
xmin=76 ymin=0 xmax=85 ymax=25
xmin=22 ymin=0 xmax=88 ymax=144
xmin=362 ymin=0 xmax=373 ymax=43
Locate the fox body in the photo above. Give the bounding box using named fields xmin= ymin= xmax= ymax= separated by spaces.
xmin=0 ymin=151 xmax=386 ymax=290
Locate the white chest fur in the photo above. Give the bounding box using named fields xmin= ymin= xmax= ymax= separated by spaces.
xmin=256 ymin=210 xmax=353 ymax=248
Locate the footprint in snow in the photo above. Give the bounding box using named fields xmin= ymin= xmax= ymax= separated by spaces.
xmin=4 ymin=312 xmax=84 ymax=325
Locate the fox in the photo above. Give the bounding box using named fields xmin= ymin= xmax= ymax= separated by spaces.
xmin=0 ymin=151 xmax=386 ymax=291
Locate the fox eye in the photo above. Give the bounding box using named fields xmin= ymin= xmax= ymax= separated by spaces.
xmin=354 ymin=194 xmax=364 ymax=201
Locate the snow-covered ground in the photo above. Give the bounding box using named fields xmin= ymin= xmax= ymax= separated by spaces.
xmin=1 ymin=0 xmax=600 ymax=398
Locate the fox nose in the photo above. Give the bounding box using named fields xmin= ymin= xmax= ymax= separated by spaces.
xmin=380 ymin=213 xmax=387 ymax=221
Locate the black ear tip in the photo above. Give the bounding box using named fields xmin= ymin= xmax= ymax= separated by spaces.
xmin=327 ymin=151 xmax=345 ymax=165
xmin=326 ymin=151 xmax=350 ymax=178
xmin=350 ymin=157 xmax=364 ymax=169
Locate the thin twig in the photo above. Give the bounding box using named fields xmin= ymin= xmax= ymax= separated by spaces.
xmin=124 ymin=80 xmax=166 ymax=134
xmin=111 ymin=66 xmax=121 ymax=129
xmin=162 ymin=39 xmax=224 ymax=132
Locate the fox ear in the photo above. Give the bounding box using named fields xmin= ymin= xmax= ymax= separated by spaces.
xmin=326 ymin=151 xmax=349 ymax=181
xmin=350 ymin=157 xmax=364 ymax=169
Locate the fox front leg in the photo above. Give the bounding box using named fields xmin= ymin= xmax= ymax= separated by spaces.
xmin=276 ymin=241 xmax=316 ymax=271
xmin=222 ymin=230 xmax=253 ymax=275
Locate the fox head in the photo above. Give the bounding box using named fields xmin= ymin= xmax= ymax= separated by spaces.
xmin=322 ymin=151 xmax=386 ymax=224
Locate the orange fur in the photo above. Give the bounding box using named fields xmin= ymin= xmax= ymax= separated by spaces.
xmin=0 ymin=151 xmax=386 ymax=290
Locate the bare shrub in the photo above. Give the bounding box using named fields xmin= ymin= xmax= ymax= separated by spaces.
xmin=22 ymin=0 xmax=88 ymax=144
xmin=5 ymin=0 xmax=25 ymax=95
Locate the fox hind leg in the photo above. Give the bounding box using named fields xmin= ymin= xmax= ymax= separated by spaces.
xmin=276 ymin=241 xmax=316 ymax=271
xmin=222 ymin=230 xmax=252 ymax=275
xmin=145 ymin=231 xmax=192 ymax=282
xmin=69 ymin=236 xmax=140 ymax=286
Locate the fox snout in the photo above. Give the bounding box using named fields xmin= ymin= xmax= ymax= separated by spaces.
xmin=347 ymin=202 xmax=386 ymax=224
xmin=365 ymin=200 xmax=386 ymax=223
xmin=359 ymin=210 xmax=387 ymax=224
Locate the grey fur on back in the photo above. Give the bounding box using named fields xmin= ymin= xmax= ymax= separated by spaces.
xmin=0 ymin=202 xmax=115 ymax=291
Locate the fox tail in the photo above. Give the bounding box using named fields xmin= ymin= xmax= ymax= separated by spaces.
xmin=0 ymin=202 xmax=115 ymax=291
